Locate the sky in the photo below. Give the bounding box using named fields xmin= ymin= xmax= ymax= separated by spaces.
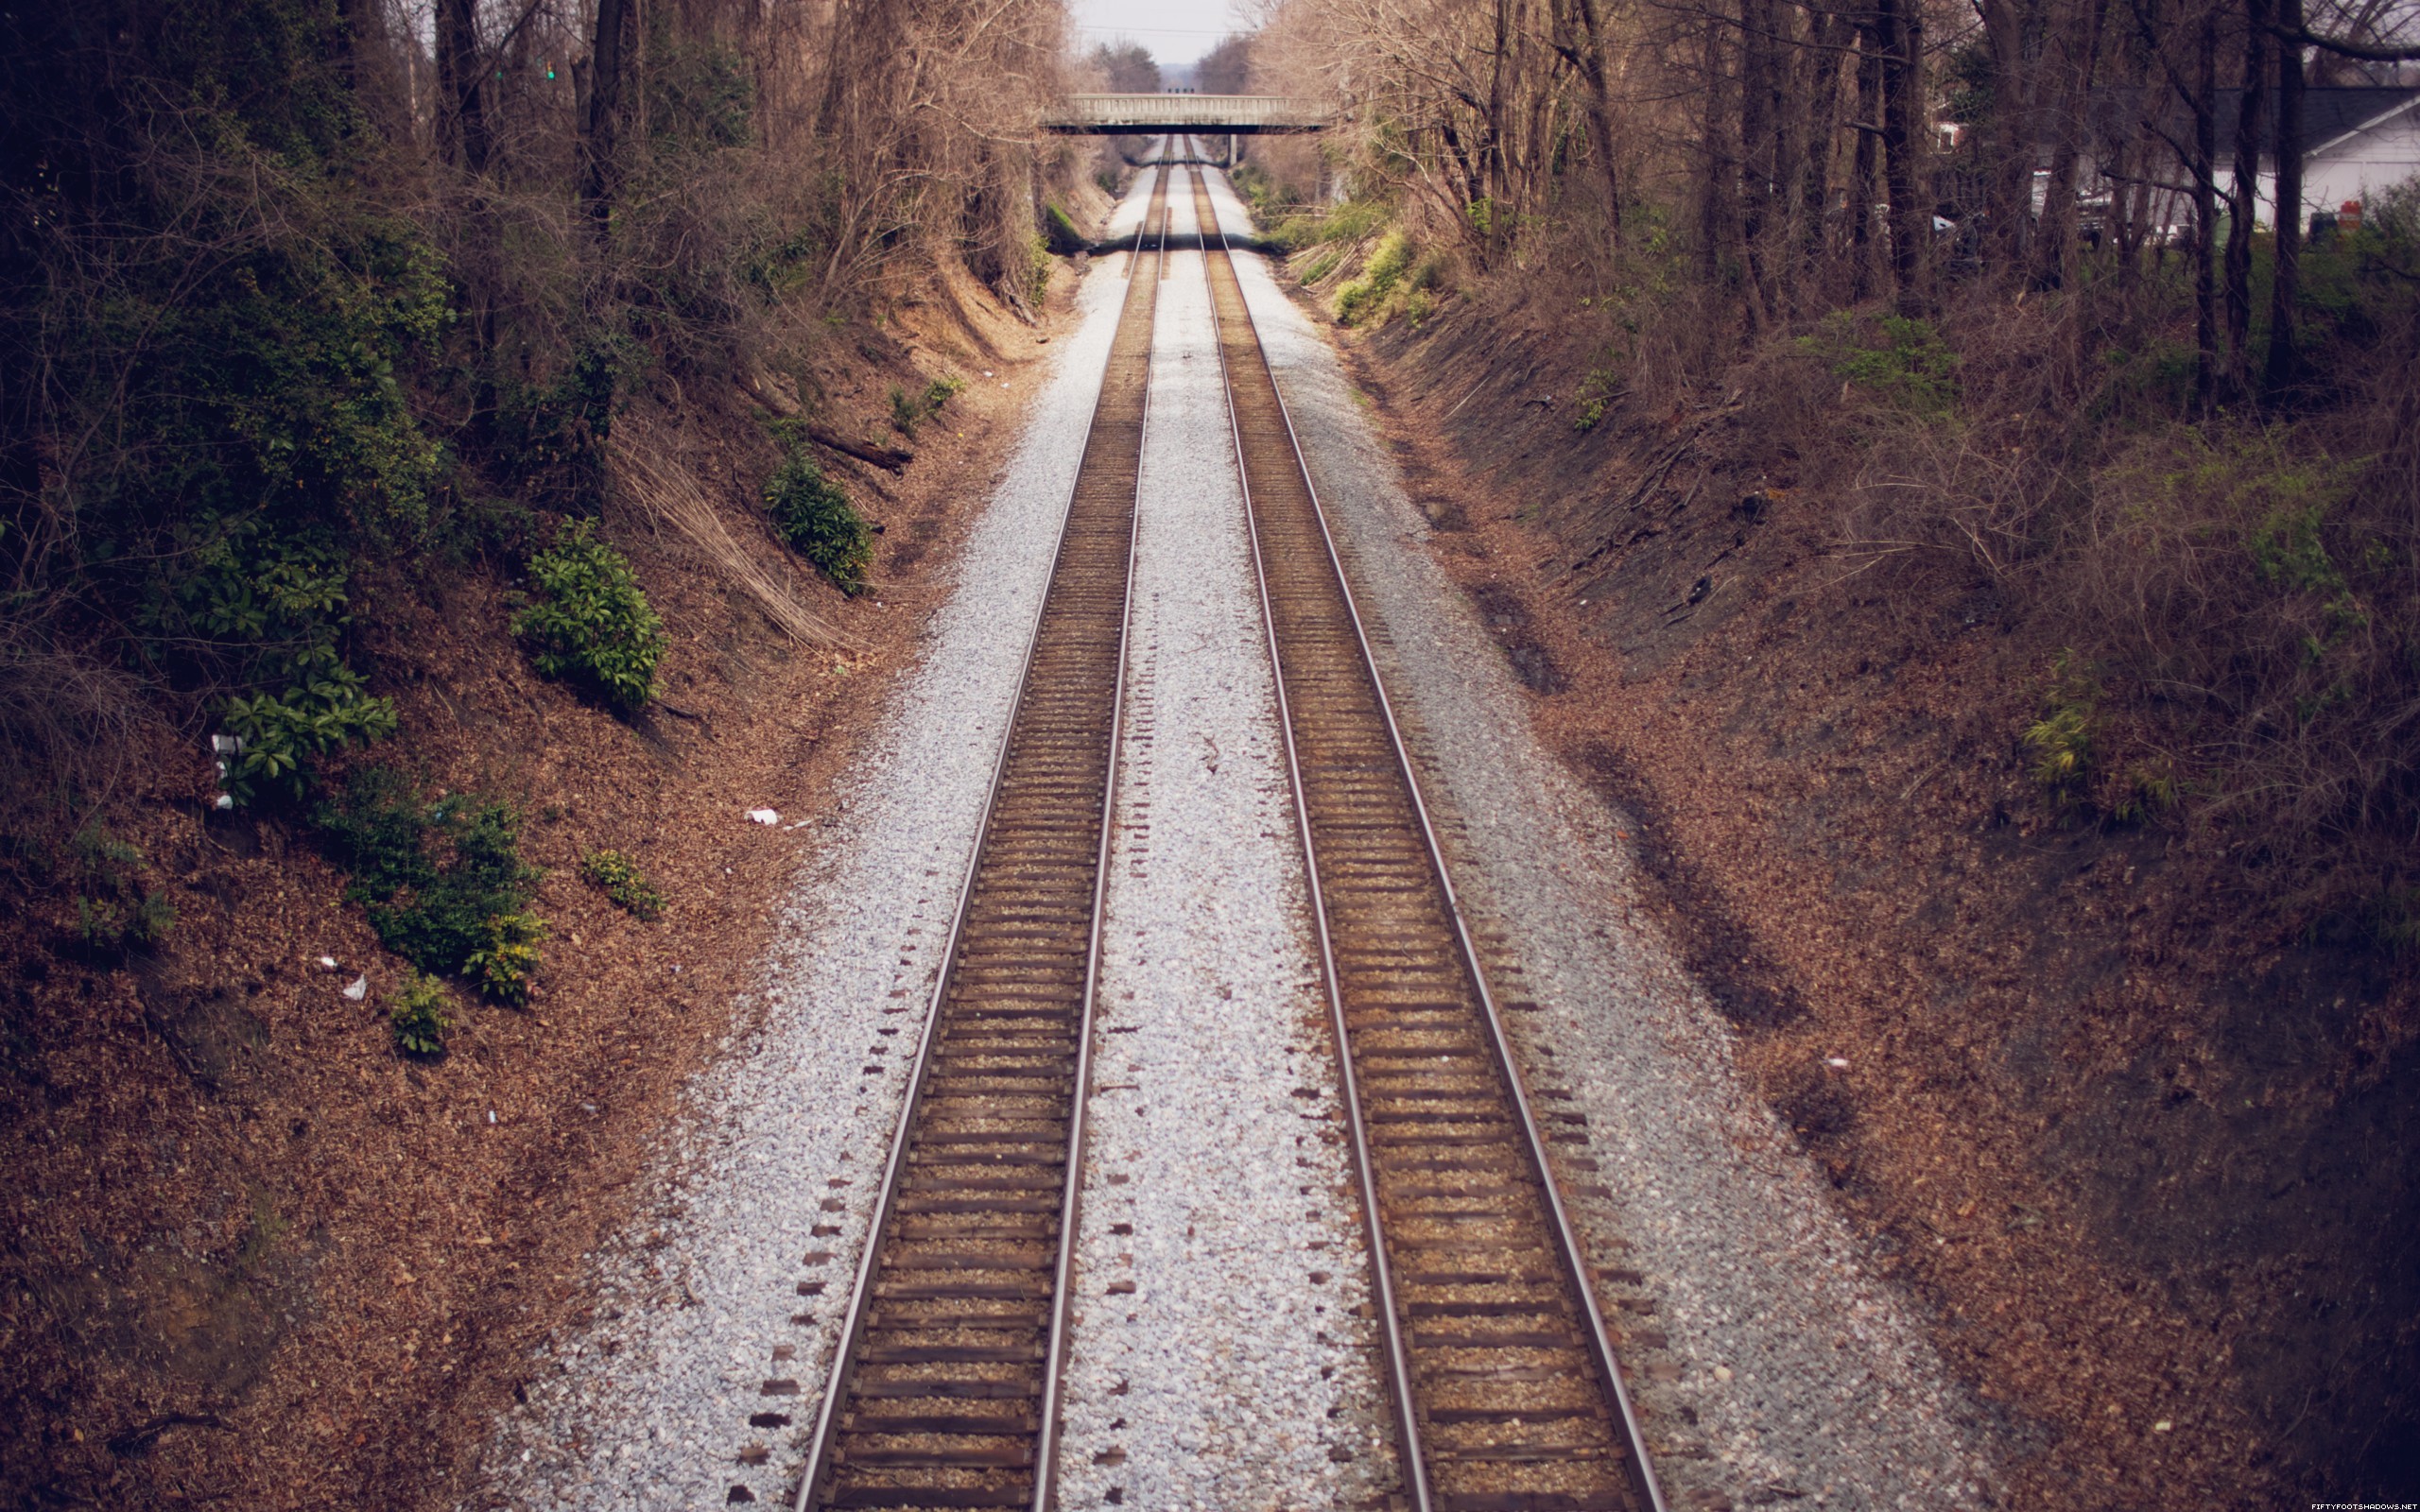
xmin=1068 ymin=0 xmax=1256 ymax=66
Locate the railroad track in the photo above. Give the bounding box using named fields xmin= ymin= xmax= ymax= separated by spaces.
xmin=1192 ymin=167 xmax=1667 ymax=1512
xmin=792 ymin=154 xmax=1661 ymax=1512
xmin=790 ymin=161 xmax=1169 ymax=1512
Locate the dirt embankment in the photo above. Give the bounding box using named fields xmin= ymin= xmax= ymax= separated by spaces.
xmin=0 ymin=254 xmax=1094 ymax=1510
xmin=1334 ymin=283 xmax=2415 ymax=1508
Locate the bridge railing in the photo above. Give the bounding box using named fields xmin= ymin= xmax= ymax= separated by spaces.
xmin=1045 ymin=94 xmax=1331 ymax=134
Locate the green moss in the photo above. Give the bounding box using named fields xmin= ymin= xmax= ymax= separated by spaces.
xmin=1044 ymin=203 xmax=1087 ymax=256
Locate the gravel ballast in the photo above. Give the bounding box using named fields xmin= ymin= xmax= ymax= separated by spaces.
xmin=1201 ymin=166 xmax=2004 ymax=1510
xmin=1050 ymin=174 xmax=1395 ymax=1511
xmin=480 ymin=156 xmax=2004 ymax=1512
xmin=473 ymin=171 xmax=1162 ymax=1512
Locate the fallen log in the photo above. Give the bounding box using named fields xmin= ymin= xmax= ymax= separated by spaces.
xmin=805 ymin=424 xmax=912 ymax=473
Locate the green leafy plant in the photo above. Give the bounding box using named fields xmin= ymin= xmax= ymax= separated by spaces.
xmin=763 ymin=441 xmax=873 ymax=594
xmin=512 ymin=520 xmax=666 ymax=712
xmin=886 ymin=376 xmax=963 ymax=439
xmin=220 ymin=662 xmax=400 ymax=801
xmin=580 ymin=848 xmax=666 ymax=919
xmin=315 ymin=766 xmax=544 ymax=991
xmin=1043 ymin=203 xmax=1087 ymax=256
xmin=2022 ymin=651 xmax=2101 ymax=812
xmin=1798 ymin=312 xmax=1962 ymax=415
xmin=464 ymin=911 xmax=546 ymax=1004
xmin=389 ymin=971 xmax=452 ymax=1057
xmin=487 ymin=338 xmax=640 ymax=508
xmin=68 ymin=820 xmax=175 ymax=956
xmin=2373 ymin=886 xmax=2420 ymax=955
xmin=2109 ymin=761 xmax=2181 ymax=825
xmin=1572 ymin=368 xmax=1624 ymax=433
xmin=1336 ymin=231 xmax=1413 ymax=326
xmin=155 ymin=519 xmax=402 ymax=803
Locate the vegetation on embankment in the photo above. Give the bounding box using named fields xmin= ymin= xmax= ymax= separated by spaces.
xmin=1236 ymin=0 xmax=2419 ymax=1500
xmin=0 ymin=0 xmax=1087 ymax=1503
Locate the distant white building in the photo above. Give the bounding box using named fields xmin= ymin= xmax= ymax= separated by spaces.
xmin=2221 ymin=86 xmax=2420 ymax=229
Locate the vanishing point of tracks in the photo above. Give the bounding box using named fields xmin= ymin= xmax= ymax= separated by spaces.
xmin=793 ymin=152 xmax=1665 ymax=1512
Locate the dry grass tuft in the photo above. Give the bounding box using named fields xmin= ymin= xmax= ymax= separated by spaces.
xmin=613 ymin=414 xmax=863 ymax=655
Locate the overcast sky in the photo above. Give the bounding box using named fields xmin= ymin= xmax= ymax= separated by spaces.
xmin=1069 ymin=0 xmax=1256 ymax=65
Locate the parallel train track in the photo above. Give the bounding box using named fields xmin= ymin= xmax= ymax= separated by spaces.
xmin=791 ymin=150 xmax=1660 ymax=1512
xmin=1192 ymin=166 xmax=1664 ymax=1512
xmin=790 ymin=163 xmax=1169 ymax=1512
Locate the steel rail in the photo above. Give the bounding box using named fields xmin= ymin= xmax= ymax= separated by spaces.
xmin=790 ymin=160 xmax=1169 ymax=1512
xmin=1026 ymin=159 xmax=1163 ymax=1512
xmin=1186 ymin=163 xmax=1433 ymax=1512
xmin=1192 ymin=165 xmax=1669 ymax=1512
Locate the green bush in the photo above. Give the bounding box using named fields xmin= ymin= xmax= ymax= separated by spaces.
xmin=580 ymin=848 xmax=666 ymax=919
xmin=886 ymin=375 xmax=963 ymax=440
xmin=315 ymin=766 xmax=544 ymax=994
xmin=389 ymin=972 xmax=452 ymax=1057
xmin=68 ymin=820 xmax=175 ymax=955
xmin=1044 ymin=203 xmax=1087 ymax=256
xmin=486 ymin=339 xmax=639 ymax=509
xmin=154 ymin=518 xmax=401 ymax=803
xmin=1229 ymin=163 xmax=1300 ymax=229
xmin=2023 ymin=651 xmax=2100 ymax=812
xmin=1573 ymin=368 xmax=1623 ymax=433
xmin=512 ymin=520 xmax=666 ymax=711
xmin=764 ymin=447 xmax=873 ymax=594
xmin=1797 ymin=312 xmax=1962 ymax=415
xmin=1337 ymin=232 xmax=1413 ymax=326
xmin=464 ymin=911 xmax=546 ymax=1004
xmin=220 ymin=662 xmax=399 ymax=802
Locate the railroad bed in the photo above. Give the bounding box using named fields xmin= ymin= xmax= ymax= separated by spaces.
xmin=790 ymin=168 xmax=1167 ymax=1512
xmin=791 ymin=153 xmax=1660 ymax=1512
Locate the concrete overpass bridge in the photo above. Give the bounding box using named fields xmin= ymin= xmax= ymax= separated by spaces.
xmin=1044 ymin=94 xmax=1332 ymax=136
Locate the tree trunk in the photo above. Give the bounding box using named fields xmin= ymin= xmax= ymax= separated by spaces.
xmin=2192 ymin=5 xmax=2220 ymax=412
xmin=1794 ymin=6 xmax=1855 ymax=308
xmin=2264 ymin=0 xmax=2306 ymax=397
xmin=1738 ymin=0 xmax=1779 ymax=318
xmin=583 ymin=0 xmax=632 ymax=238
xmin=1979 ymin=0 xmax=2045 ymax=280
xmin=437 ymin=0 xmax=492 ymax=174
xmin=1851 ymin=26 xmax=1881 ymax=301
xmin=1699 ymin=16 xmax=1740 ymax=347
xmin=2028 ymin=0 xmax=2112 ymax=289
xmin=1563 ymin=0 xmax=1627 ymax=253
xmin=1878 ymin=0 xmax=1929 ymax=313
xmin=1484 ymin=0 xmax=1513 ymax=235
xmin=2226 ymin=0 xmax=2273 ymax=397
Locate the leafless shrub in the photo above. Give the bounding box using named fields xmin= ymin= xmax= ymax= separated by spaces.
xmin=612 ymin=413 xmax=861 ymax=653
xmin=0 ymin=635 xmax=167 ymax=824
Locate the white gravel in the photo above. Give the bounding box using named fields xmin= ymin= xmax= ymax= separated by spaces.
xmin=1201 ymin=166 xmax=2005 ymax=1510
xmin=475 ymin=156 xmax=2007 ymax=1512
xmin=1050 ymin=172 xmax=1395 ymax=1512
xmin=471 ymin=166 xmax=1161 ymax=1512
